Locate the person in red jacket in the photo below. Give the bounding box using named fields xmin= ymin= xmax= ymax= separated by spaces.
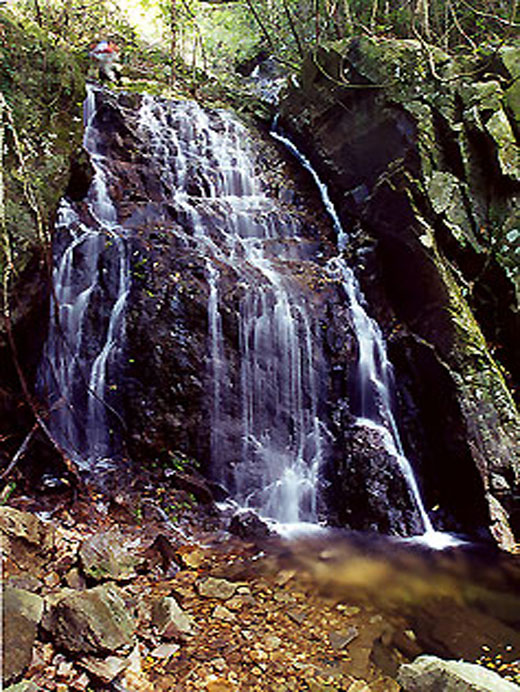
xmin=89 ymin=41 xmax=121 ymax=84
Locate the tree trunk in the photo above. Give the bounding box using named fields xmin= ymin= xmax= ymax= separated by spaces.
xmin=415 ymin=0 xmax=431 ymax=39
xmin=370 ymin=0 xmax=378 ymax=31
xmin=343 ymin=0 xmax=353 ymax=32
xmin=33 ymin=0 xmax=43 ymax=26
xmin=170 ymin=0 xmax=177 ymax=86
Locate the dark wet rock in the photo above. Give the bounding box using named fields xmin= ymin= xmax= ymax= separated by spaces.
xmin=142 ymin=534 xmax=179 ymax=574
xmin=229 ymin=511 xmax=272 ymax=540
xmin=398 ymin=654 xmax=520 ymax=692
xmin=79 ymin=531 xmax=142 ymax=582
xmin=71 ymin=89 xmax=350 ymax=511
xmin=346 ymin=615 xmax=392 ymax=680
xmin=65 ymin=147 xmax=95 ymax=202
xmin=3 ymin=588 xmax=44 ymax=685
xmin=332 ymin=421 xmax=425 ymax=535
xmin=170 ymin=470 xmax=214 ymax=505
xmin=45 ymin=583 xmax=135 ymax=655
xmin=411 ymin=598 xmax=520 ymax=661
xmin=370 ymin=638 xmax=400 ymax=678
xmin=0 ymin=507 xmax=54 ymax=573
xmin=391 ymin=629 xmax=423 ymax=660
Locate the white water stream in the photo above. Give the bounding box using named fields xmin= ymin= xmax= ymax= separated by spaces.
xmin=138 ymin=96 xmax=326 ymax=525
xmin=39 ymin=85 xmax=130 ymax=468
xmin=271 ymin=127 xmax=461 ymax=548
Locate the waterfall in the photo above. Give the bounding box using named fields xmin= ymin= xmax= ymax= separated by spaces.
xmin=38 ymin=85 xmax=130 ymax=469
xmin=138 ymin=95 xmax=326 ymax=526
xmin=39 ymin=85 xmax=460 ymax=544
xmin=271 ymin=127 xmax=461 ymax=548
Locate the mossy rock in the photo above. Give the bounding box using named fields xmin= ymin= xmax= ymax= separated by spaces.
xmin=505 ymin=80 xmax=520 ymax=126
xmin=499 ymin=44 xmax=520 ymax=81
xmin=485 ymin=108 xmax=520 ymax=181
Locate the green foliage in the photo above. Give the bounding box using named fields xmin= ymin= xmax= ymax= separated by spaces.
xmin=166 ymin=449 xmax=199 ymax=473
xmin=196 ymin=3 xmax=260 ymax=70
xmin=0 ymin=6 xmax=86 ymax=287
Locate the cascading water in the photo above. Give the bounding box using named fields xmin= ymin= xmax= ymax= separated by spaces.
xmin=137 ymin=95 xmax=327 ymax=526
xmin=39 ymin=84 xmax=458 ymax=544
xmin=271 ymin=127 xmax=461 ymax=547
xmin=38 ymin=85 xmax=130 ymax=469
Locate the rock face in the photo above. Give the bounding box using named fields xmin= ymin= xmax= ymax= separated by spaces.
xmin=280 ymin=37 xmax=520 ymax=547
xmin=36 ymin=55 xmax=517 ymax=541
xmin=334 ymin=421 xmax=424 ymax=535
xmin=398 ymin=655 xmax=520 ymax=692
xmin=41 ymin=86 xmax=436 ymax=535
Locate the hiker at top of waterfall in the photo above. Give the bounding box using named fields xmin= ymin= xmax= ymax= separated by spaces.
xmin=89 ymin=40 xmax=121 ymax=84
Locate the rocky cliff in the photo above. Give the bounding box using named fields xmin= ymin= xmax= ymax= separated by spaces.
xmin=0 ymin=12 xmax=85 ymax=477
xmin=279 ymin=36 xmax=520 ymax=549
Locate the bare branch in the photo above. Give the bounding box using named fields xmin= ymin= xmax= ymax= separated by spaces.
xmin=458 ymin=0 xmax=520 ymax=27
xmin=0 ymin=423 xmax=38 ymax=483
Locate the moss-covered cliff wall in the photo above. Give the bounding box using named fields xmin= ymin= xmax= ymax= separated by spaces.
xmin=0 ymin=9 xmax=85 ymax=469
xmin=280 ymin=36 xmax=520 ymax=549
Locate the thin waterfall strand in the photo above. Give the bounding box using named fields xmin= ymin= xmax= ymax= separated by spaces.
xmin=39 ymin=84 xmax=130 ymax=468
xmin=271 ymin=126 xmax=462 ymax=548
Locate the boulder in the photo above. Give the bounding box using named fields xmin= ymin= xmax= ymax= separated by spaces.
xmin=0 ymin=507 xmax=54 ymax=573
xmin=197 ymin=577 xmax=237 ymax=600
xmin=333 ymin=421 xmax=425 ymax=535
xmin=78 ymin=654 xmax=131 ymax=684
xmin=45 ymin=584 xmax=135 ymax=655
xmin=398 ymin=654 xmax=520 ymax=691
xmin=4 ymin=587 xmax=44 ymax=623
xmin=3 ymin=588 xmax=44 ymax=685
xmin=229 ymin=511 xmax=272 ymax=540
xmin=79 ymin=531 xmax=141 ymax=582
xmin=151 ymin=596 xmax=194 ymax=639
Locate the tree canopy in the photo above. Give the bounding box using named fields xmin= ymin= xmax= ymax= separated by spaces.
xmin=8 ymin=0 xmax=518 ymax=83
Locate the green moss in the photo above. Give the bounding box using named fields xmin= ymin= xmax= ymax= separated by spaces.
xmin=1 ymin=9 xmax=86 ymax=275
